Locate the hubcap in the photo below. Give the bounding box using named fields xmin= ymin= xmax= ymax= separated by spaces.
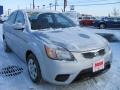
xmin=100 ymin=24 xmax=105 ymax=29
xmin=28 ymin=59 xmax=37 ymax=80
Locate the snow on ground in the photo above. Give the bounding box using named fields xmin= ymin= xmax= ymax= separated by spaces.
xmin=0 ymin=24 xmax=120 ymax=90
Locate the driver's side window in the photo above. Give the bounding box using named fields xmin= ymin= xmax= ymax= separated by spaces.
xmin=31 ymin=13 xmax=54 ymax=30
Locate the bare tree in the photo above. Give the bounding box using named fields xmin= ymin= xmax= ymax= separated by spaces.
xmin=112 ymin=8 xmax=119 ymax=17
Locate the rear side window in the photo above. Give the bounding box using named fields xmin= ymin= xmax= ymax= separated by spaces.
xmin=83 ymin=17 xmax=90 ymax=19
xmin=108 ymin=18 xmax=114 ymax=21
xmin=7 ymin=11 xmax=17 ymax=24
xmin=117 ymin=18 xmax=120 ymax=21
xmin=15 ymin=11 xmax=25 ymax=24
xmin=38 ymin=13 xmax=54 ymax=24
xmin=30 ymin=13 xmax=54 ymax=29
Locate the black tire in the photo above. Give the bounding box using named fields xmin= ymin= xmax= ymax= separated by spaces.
xmin=27 ymin=53 xmax=42 ymax=83
xmin=99 ymin=23 xmax=106 ymax=29
xmin=3 ymin=38 xmax=12 ymax=52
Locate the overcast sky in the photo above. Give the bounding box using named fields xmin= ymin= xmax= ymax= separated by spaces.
xmin=0 ymin=0 xmax=120 ymax=16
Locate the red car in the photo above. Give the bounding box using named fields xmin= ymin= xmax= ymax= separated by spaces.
xmin=80 ymin=16 xmax=96 ymax=26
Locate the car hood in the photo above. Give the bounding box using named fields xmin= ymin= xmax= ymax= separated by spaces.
xmin=32 ymin=27 xmax=107 ymax=52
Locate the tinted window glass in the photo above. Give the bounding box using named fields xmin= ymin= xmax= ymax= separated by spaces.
xmin=83 ymin=17 xmax=90 ymax=19
xmin=30 ymin=13 xmax=54 ymax=29
xmin=15 ymin=11 xmax=25 ymax=24
xmin=38 ymin=13 xmax=54 ymax=24
xmin=117 ymin=18 xmax=120 ymax=21
xmin=29 ymin=12 xmax=76 ymax=30
xmin=108 ymin=18 xmax=114 ymax=21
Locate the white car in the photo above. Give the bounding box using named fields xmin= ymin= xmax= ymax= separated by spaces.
xmin=3 ymin=10 xmax=112 ymax=85
xmin=0 ymin=15 xmax=8 ymax=23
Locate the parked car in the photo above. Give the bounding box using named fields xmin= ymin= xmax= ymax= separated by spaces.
xmin=93 ymin=17 xmax=120 ymax=29
xmin=63 ymin=11 xmax=80 ymax=25
xmin=3 ymin=10 xmax=112 ymax=85
xmin=80 ymin=16 xmax=96 ymax=26
xmin=0 ymin=15 xmax=4 ymax=23
xmin=0 ymin=15 xmax=8 ymax=23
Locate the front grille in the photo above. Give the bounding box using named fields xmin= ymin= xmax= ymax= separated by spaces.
xmin=72 ymin=61 xmax=111 ymax=83
xmin=82 ymin=49 xmax=105 ymax=59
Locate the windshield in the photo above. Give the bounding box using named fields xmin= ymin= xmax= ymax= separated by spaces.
xmin=28 ymin=12 xmax=76 ymax=30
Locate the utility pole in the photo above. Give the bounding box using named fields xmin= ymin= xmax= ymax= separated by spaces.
xmin=8 ymin=9 xmax=11 ymax=16
xmin=37 ymin=6 xmax=40 ymax=9
xmin=30 ymin=3 xmax=32 ymax=9
xmin=49 ymin=3 xmax=52 ymax=10
xmin=55 ymin=0 xmax=57 ymax=11
xmin=33 ymin=0 xmax=35 ymax=9
xmin=64 ymin=0 xmax=67 ymax=12
xmin=43 ymin=5 xmax=45 ymax=9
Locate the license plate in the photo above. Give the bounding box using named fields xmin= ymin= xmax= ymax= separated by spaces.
xmin=93 ymin=60 xmax=105 ymax=72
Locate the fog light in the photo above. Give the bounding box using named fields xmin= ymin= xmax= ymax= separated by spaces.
xmin=55 ymin=74 xmax=70 ymax=82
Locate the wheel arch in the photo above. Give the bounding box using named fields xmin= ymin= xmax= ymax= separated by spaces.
xmin=99 ymin=22 xmax=107 ymax=27
xmin=26 ymin=50 xmax=34 ymax=62
xmin=25 ymin=43 xmax=47 ymax=80
xmin=3 ymin=34 xmax=5 ymax=40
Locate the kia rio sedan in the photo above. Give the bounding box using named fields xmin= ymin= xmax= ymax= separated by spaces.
xmin=3 ymin=10 xmax=112 ymax=85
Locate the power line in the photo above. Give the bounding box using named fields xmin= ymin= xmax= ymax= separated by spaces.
xmin=75 ymin=1 xmax=120 ymax=6
xmin=56 ymin=1 xmax=120 ymax=7
xmin=33 ymin=0 xmax=35 ymax=9
xmin=77 ymin=0 xmax=114 ymax=3
xmin=45 ymin=1 xmax=120 ymax=9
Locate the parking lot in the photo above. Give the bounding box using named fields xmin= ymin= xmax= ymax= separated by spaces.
xmin=0 ymin=23 xmax=120 ymax=90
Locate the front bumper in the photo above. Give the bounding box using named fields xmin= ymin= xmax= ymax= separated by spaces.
xmin=73 ymin=61 xmax=111 ymax=83
xmin=42 ymin=50 xmax=112 ymax=85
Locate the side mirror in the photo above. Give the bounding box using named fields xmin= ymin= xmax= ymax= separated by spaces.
xmin=13 ymin=22 xmax=25 ymax=31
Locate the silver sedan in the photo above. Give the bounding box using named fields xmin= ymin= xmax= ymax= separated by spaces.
xmin=2 ymin=10 xmax=112 ymax=85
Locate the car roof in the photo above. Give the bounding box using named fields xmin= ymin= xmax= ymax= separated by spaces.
xmin=23 ymin=9 xmax=60 ymax=14
xmin=11 ymin=9 xmax=60 ymax=16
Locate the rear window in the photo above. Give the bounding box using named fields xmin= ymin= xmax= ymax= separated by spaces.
xmin=83 ymin=17 xmax=90 ymax=19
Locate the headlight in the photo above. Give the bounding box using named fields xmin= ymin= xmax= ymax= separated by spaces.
xmin=45 ymin=45 xmax=75 ymax=61
xmin=105 ymin=44 xmax=111 ymax=53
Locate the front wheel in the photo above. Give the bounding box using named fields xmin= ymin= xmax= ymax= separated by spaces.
xmin=99 ymin=23 xmax=106 ymax=29
xmin=27 ymin=53 xmax=42 ymax=83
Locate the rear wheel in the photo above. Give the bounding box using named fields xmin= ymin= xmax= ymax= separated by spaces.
xmin=99 ymin=23 xmax=106 ymax=29
xmin=3 ymin=38 xmax=12 ymax=52
xmin=27 ymin=53 xmax=42 ymax=83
